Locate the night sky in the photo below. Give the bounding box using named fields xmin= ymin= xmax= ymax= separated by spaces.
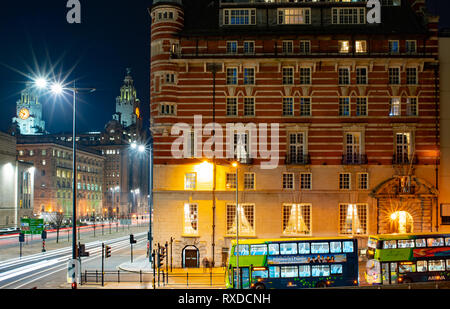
xmin=0 ymin=0 xmax=449 ymax=134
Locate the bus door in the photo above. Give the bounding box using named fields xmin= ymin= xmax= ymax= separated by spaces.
xmin=233 ymin=267 xmax=250 ymax=289
xmin=381 ymin=262 xmax=398 ymax=285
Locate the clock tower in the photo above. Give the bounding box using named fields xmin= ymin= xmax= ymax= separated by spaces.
xmin=12 ymin=83 xmax=46 ymax=135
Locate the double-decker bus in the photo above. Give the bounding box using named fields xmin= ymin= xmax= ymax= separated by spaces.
xmin=365 ymin=233 xmax=450 ymax=285
xmin=225 ymin=237 xmax=359 ymax=289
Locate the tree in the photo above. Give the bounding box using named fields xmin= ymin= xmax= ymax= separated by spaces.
xmin=49 ymin=211 xmax=66 ymax=243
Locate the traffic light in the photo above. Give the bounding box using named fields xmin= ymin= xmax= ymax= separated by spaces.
xmin=130 ymin=234 xmax=136 ymax=244
xmin=41 ymin=230 xmax=47 ymax=240
xmin=19 ymin=233 xmax=25 ymax=243
xmin=105 ymin=245 xmax=112 ymax=258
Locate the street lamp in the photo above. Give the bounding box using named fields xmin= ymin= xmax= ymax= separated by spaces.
xmin=34 ymin=77 xmax=95 ymax=289
xmin=232 ymin=161 xmax=240 ymax=289
xmin=130 ymin=140 xmax=153 ymax=265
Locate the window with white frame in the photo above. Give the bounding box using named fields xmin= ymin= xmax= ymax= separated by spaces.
xmin=234 ymin=132 xmax=250 ymax=161
xmin=339 ymin=97 xmax=350 ymax=116
xmin=183 ymin=203 xmax=198 ymax=235
xmin=300 ymin=97 xmax=311 ymax=116
xmin=226 ymin=172 xmax=237 ymax=189
xmin=406 ymin=97 xmax=418 ymax=116
xmin=356 ymin=97 xmax=367 ymax=116
xmin=282 ymin=67 xmax=294 ymax=85
xmin=339 ymin=173 xmax=351 ymax=190
xmin=339 ymin=204 xmax=368 ymax=235
xmin=300 ymin=40 xmax=311 ymax=54
xmin=358 ymin=173 xmax=369 ymax=190
xmin=226 ymin=97 xmax=238 ymax=116
xmin=356 ymin=67 xmax=367 ymax=85
xmin=226 ymin=204 xmax=255 ymax=236
xmin=283 ymin=97 xmax=294 ymax=116
xmin=389 ymin=67 xmax=400 ymax=84
xmin=185 ymin=173 xmax=197 ymax=190
xmin=345 ymin=132 xmax=361 ymax=161
xmin=226 ymin=41 xmax=238 ymax=54
xmin=332 ymin=8 xmax=366 ymax=24
xmin=406 ymin=67 xmax=417 ymax=85
xmin=395 ymin=132 xmax=412 ymax=163
xmin=338 ymin=68 xmax=350 ymax=85
xmin=226 ymin=67 xmax=238 ymax=85
xmin=278 ymin=8 xmax=310 ymax=25
xmin=243 ymin=41 xmax=255 ymax=54
xmin=288 ymin=132 xmax=306 ymax=164
xmin=224 ymin=9 xmax=256 ymax=25
xmin=283 ymin=173 xmax=295 ymax=190
xmin=300 ymin=173 xmax=312 ymax=190
xmin=244 ymin=173 xmax=255 ymax=190
xmin=339 ymin=41 xmax=350 ymax=53
xmin=243 ymin=67 xmax=255 ymax=85
xmin=390 ymin=98 xmax=401 ymax=116
xmin=299 ymin=67 xmax=311 ymax=85
xmin=244 ymin=97 xmax=255 ymax=116
xmin=282 ymin=40 xmax=294 ymax=54
xmin=186 ymin=131 xmax=196 ymax=158
xmin=282 ymin=204 xmax=311 ymax=236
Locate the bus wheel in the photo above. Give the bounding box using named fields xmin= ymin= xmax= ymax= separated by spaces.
xmin=253 ymin=284 xmax=265 ymax=289
xmin=316 ymin=281 xmax=327 ymax=288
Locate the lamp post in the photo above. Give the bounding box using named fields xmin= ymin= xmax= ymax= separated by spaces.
xmin=34 ymin=78 xmax=95 ymax=289
xmin=232 ymin=161 xmax=240 ymax=289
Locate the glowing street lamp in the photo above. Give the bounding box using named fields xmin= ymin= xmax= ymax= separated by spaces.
xmin=232 ymin=161 xmax=240 ymax=289
xmin=31 ymin=76 xmax=95 ymax=289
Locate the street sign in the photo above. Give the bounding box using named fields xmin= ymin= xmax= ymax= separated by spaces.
xmin=67 ymin=259 xmax=80 ymax=284
xmin=20 ymin=218 xmax=44 ymax=235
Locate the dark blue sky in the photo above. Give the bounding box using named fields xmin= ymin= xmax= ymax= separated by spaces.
xmin=0 ymin=0 xmax=153 ymax=134
xmin=0 ymin=0 xmax=448 ymax=134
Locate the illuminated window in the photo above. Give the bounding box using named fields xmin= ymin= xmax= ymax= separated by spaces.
xmin=184 ymin=173 xmax=196 ymax=190
xmin=339 ymin=204 xmax=368 ymax=235
xmin=226 ymin=173 xmax=237 ymax=189
xmin=278 ymin=8 xmax=310 ymax=25
xmin=390 ymin=98 xmax=401 ymax=116
xmin=355 ymin=40 xmax=367 ymax=53
xmin=183 ymin=203 xmax=198 ymax=235
xmin=226 ymin=204 xmax=255 ymax=236
xmin=282 ymin=204 xmax=311 ymax=235
xmin=339 ymin=41 xmax=350 ymax=53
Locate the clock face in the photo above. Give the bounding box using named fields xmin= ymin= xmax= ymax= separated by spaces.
xmin=18 ymin=108 xmax=30 ymax=120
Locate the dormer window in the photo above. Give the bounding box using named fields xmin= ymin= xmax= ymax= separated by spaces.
xmin=224 ymin=9 xmax=256 ymax=25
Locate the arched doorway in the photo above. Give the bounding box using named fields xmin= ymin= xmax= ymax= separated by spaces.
xmin=182 ymin=245 xmax=199 ymax=268
xmin=389 ymin=211 xmax=414 ymax=234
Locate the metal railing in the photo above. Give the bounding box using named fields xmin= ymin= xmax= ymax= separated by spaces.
xmin=81 ymin=269 xmax=226 ymax=288
xmin=342 ymin=154 xmax=368 ymax=165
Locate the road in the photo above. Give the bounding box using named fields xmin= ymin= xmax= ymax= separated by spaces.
xmin=0 ymin=223 xmax=150 ymax=289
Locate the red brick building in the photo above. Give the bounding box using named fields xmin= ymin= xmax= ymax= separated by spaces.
xmin=150 ymin=0 xmax=440 ymax=267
